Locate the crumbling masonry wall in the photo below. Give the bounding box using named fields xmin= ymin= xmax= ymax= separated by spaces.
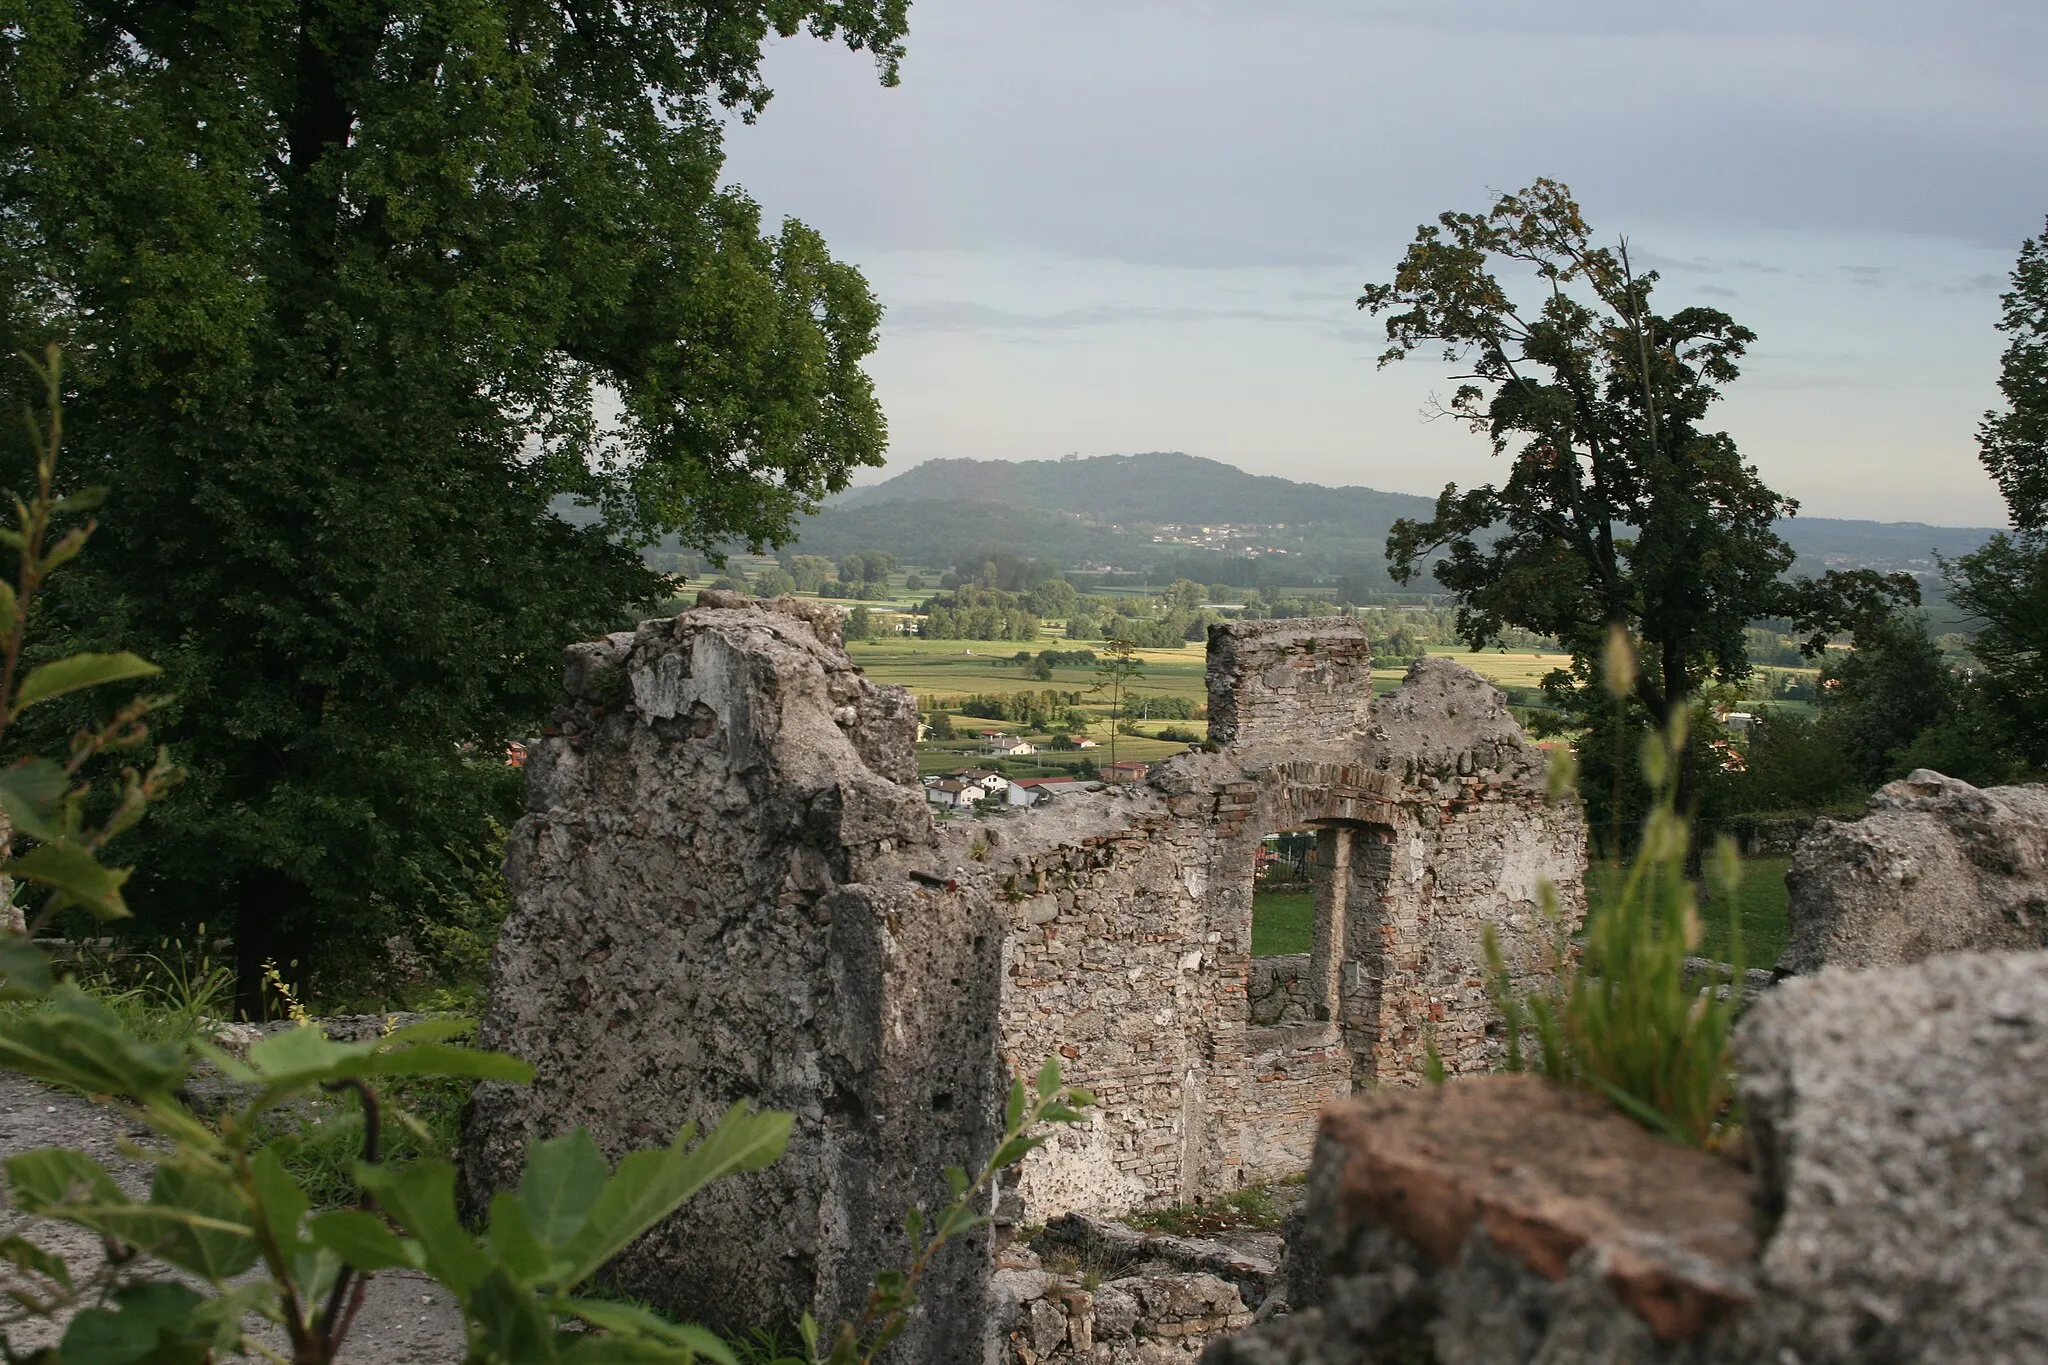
xmin=464 ymin=602 xmax=1584 ymax=1345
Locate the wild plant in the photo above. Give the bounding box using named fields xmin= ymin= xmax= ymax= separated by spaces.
xmin=1485 ymin=701 xmax=1746 ymax=1149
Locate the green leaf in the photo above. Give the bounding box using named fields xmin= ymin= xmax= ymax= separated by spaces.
xmin=484 ymin=1192 xmax=556 ymax=1280
xmin=243 ymin=1025 xmax=370 ymax=1086
xmin=306 ymin=1210 xmax=421 ymax=1272
xmin=0 ymin=933 xmax=53 ymax=998
xmin=0 ymin=986 xmax=189 ymax=1096
xmin=551 ymin=1297 xmax=739 ymax=1364
xmin=5 ymin=1146 xmax=125 ymax=1212
xmin=0 ymin=758 xmax=70 ymax=843
xmin=60 ymin=1281 xmax=213 ymax=1365
xmin=1036 ymin=1057 xmax=1061 ymax=1100
xmin=13 ymin=652 xmax=159 ymax=710
xmin=0 ymin=1233 xmax=71 ymax=1289
xmin=355 ymin=1159 xmax=490 ymax=1298
xmin=3 ymin=840 xmax=132 ymax=918
xmin=243 ymin=1025 xmax=531 ymax=1089
xmin=247 ymin=1148 xmax=308 ymax=1253
xmin=53 ymin=486 xmax=107 ymax=514
xmin=517 ymin=1128 xmax=608 ymax=1248
xmin=356 ymin=1043 xmax=533 ymax=1084
xmin=470 ymin=1265 xmax=560 ymax=1365
xmin=145 ymin=1162 xmax=259 ymax=1280
xmin=552 ymin=1105 xmax=791 ymax=1291
xmin=1003 ymin=1080 xmax=1025 ymax=1132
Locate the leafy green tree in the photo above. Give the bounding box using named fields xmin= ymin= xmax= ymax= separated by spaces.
xmin=843 ymin=605 xmax=874 ymax=642
xmin=1948 ymin=217 xmax=2048 ymax=765
xmin=0 ymin=0 xmax=904 ymax=1008
xmin=1816 ymin=611 xmax=1956 ymax=788
xmin=1361 ymin=180 xmax=1912 ymax=823
xmin=754 ymin=567 xmax=798 ymax=598
xmin=788 ymin=555 xmax=837 ymax=594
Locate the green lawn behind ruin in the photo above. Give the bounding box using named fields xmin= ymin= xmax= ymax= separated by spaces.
xmin=1251 ymin=890 xmax=1314 ymax=956
xmin=1252 ymin=855 xmax=1792 ymax=966
xmin=1584 ymin=853 xmax=1792 ymax=968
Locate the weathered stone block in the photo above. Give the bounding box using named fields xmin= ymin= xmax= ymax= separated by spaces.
xmin=1737 ymin=949 xmax=2048 ymax=1361
xmin=1782 ymin=769 xmax=2048 ymax=973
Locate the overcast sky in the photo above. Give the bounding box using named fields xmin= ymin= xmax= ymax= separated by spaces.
xmin=717 ymin=0 xmax=2047 ymax=526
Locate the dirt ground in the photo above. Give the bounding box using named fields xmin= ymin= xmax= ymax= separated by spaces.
xmin=0 ymin=1072 xmax=469 ymax=1362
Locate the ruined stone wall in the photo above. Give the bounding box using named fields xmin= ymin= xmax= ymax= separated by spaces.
xmin=466 ymin=603 xmax=1585 ymax=1352
xmin=463 ymin=601 xmax=1004 ymax=1354
xmin=1205 ymin=619 xmax=1375 ymax=750
xmin=1249 ymin=956 xmax=1314 ymax=1025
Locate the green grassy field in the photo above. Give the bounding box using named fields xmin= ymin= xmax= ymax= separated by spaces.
xmin=846 ymin=636 xmax=1210 ymax=703
xmin=1584 ymin=854 xmax=1792 ymax=967
xmin=1251 ymin=890 xmax=1314 ymax=956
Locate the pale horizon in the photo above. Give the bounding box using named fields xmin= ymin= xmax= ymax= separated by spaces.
xmin=717 ymin=0 xmax=2044 ymax=529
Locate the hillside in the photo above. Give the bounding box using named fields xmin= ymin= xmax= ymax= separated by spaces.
xmin=793 ymin=453 xmax=1999 ymax=582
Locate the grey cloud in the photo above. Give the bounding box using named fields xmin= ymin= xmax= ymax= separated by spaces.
xmin=1698 ymin=285 xmax=1739 ymax=298
xmin=725 ymin=0 xmax=2048 ymax=272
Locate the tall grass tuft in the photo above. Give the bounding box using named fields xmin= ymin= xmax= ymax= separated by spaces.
xmin=1485 ymin=711 xmax=1746 ymax=1149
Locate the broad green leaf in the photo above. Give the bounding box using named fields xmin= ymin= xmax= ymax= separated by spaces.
xmin=13 ymin=652 xmax=159 ymax=710
xmin=376 ymin=1015 xmax=479 ymax=1047
xmin=1036 ymin=1057 xmax=1061 ymax=1100
xmin=0 ymin=1233 xmax=70 ymax=1289
xmin=59 ymin=1281 xmax=213 ymax=1365
xmin=0 ymin=758 xmax=68 ymax=842
xmin=306 ymin=1210 xmax=421 ymax=1272
xmin=3 ymin=840 xmax=131 ymax=918
xmin=356 ymin=1043 xmax=533 ymax=1084
xmin=0 ymin=986 xmax=188 ymax=1096
xmin=0 ymin=933 xmax=53 ymax=998
xmin=355 ymin=1159 xmax=489 ymax=1298
xmin=552 ymin=1105 xmax=791 ymax=1291
xmin=516 ymin=1128 xmax=608 ymax=1247
xmin=5 ymin=1147 xmax=125 ymax=1212
xmin=244 ymin=1025 xmax=373 ymax=1085
xmin=248 ymin=1149 xmax=308 ymax=1253
xmin=53 ymin=486 xmax=107 ymax=514
xmin=145 ymin=1163 xmax=259 ymax=1280
xmin=550 ymin=1296 xmax=739 ymax=1364
xmin=469 ymin=1265 xmax=559 ymax=1365
xmin=484 ymin=1193 xmax=556 ymax=1281
xmin=243 ymin=1025 xmax=530 ymax=1088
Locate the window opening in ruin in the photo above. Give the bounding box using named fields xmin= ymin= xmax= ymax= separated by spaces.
xmin=1251 ymin=829 xmax=1321 ymax=957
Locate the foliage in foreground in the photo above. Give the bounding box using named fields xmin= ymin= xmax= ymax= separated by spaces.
xmin=2 ymin=0 xmax=905 ymax=1012
xmin=1485 ymin=713 xmax=1745 ymax=1149
xmin=0 ymin=355 xmax=1094 ymax=1363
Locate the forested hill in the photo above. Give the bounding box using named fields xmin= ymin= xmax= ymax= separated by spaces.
xmin=833 ymin=452 xmax=1433 ymax=529
xmin=785 ymin=452 xmax=2001 ymax=584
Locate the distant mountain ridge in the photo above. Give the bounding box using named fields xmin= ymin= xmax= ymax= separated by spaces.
xmin=796 ymin=452 xmax=1999 ymax=580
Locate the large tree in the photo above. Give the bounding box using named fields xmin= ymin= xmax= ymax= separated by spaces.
xmin=1361 ymin=180 xmax=1911 ymax=824
xmin=1948 ymin=218 xmax=2048 ymax=764
xmin=1 ymin=0 xmax=904 ymax=1008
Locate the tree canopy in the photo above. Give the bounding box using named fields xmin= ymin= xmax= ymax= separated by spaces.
xmin=1948 ymin=217 xmax=2048 ymax=765
xmin=1361 ymin=180 xmax=1913 ymax=725
xmin=0 ymin=0 xmax=904 ymax=1007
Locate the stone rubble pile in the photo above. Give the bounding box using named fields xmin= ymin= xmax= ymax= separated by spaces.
xmin=1205 ymin=946 xmax=2048 ymax=1365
